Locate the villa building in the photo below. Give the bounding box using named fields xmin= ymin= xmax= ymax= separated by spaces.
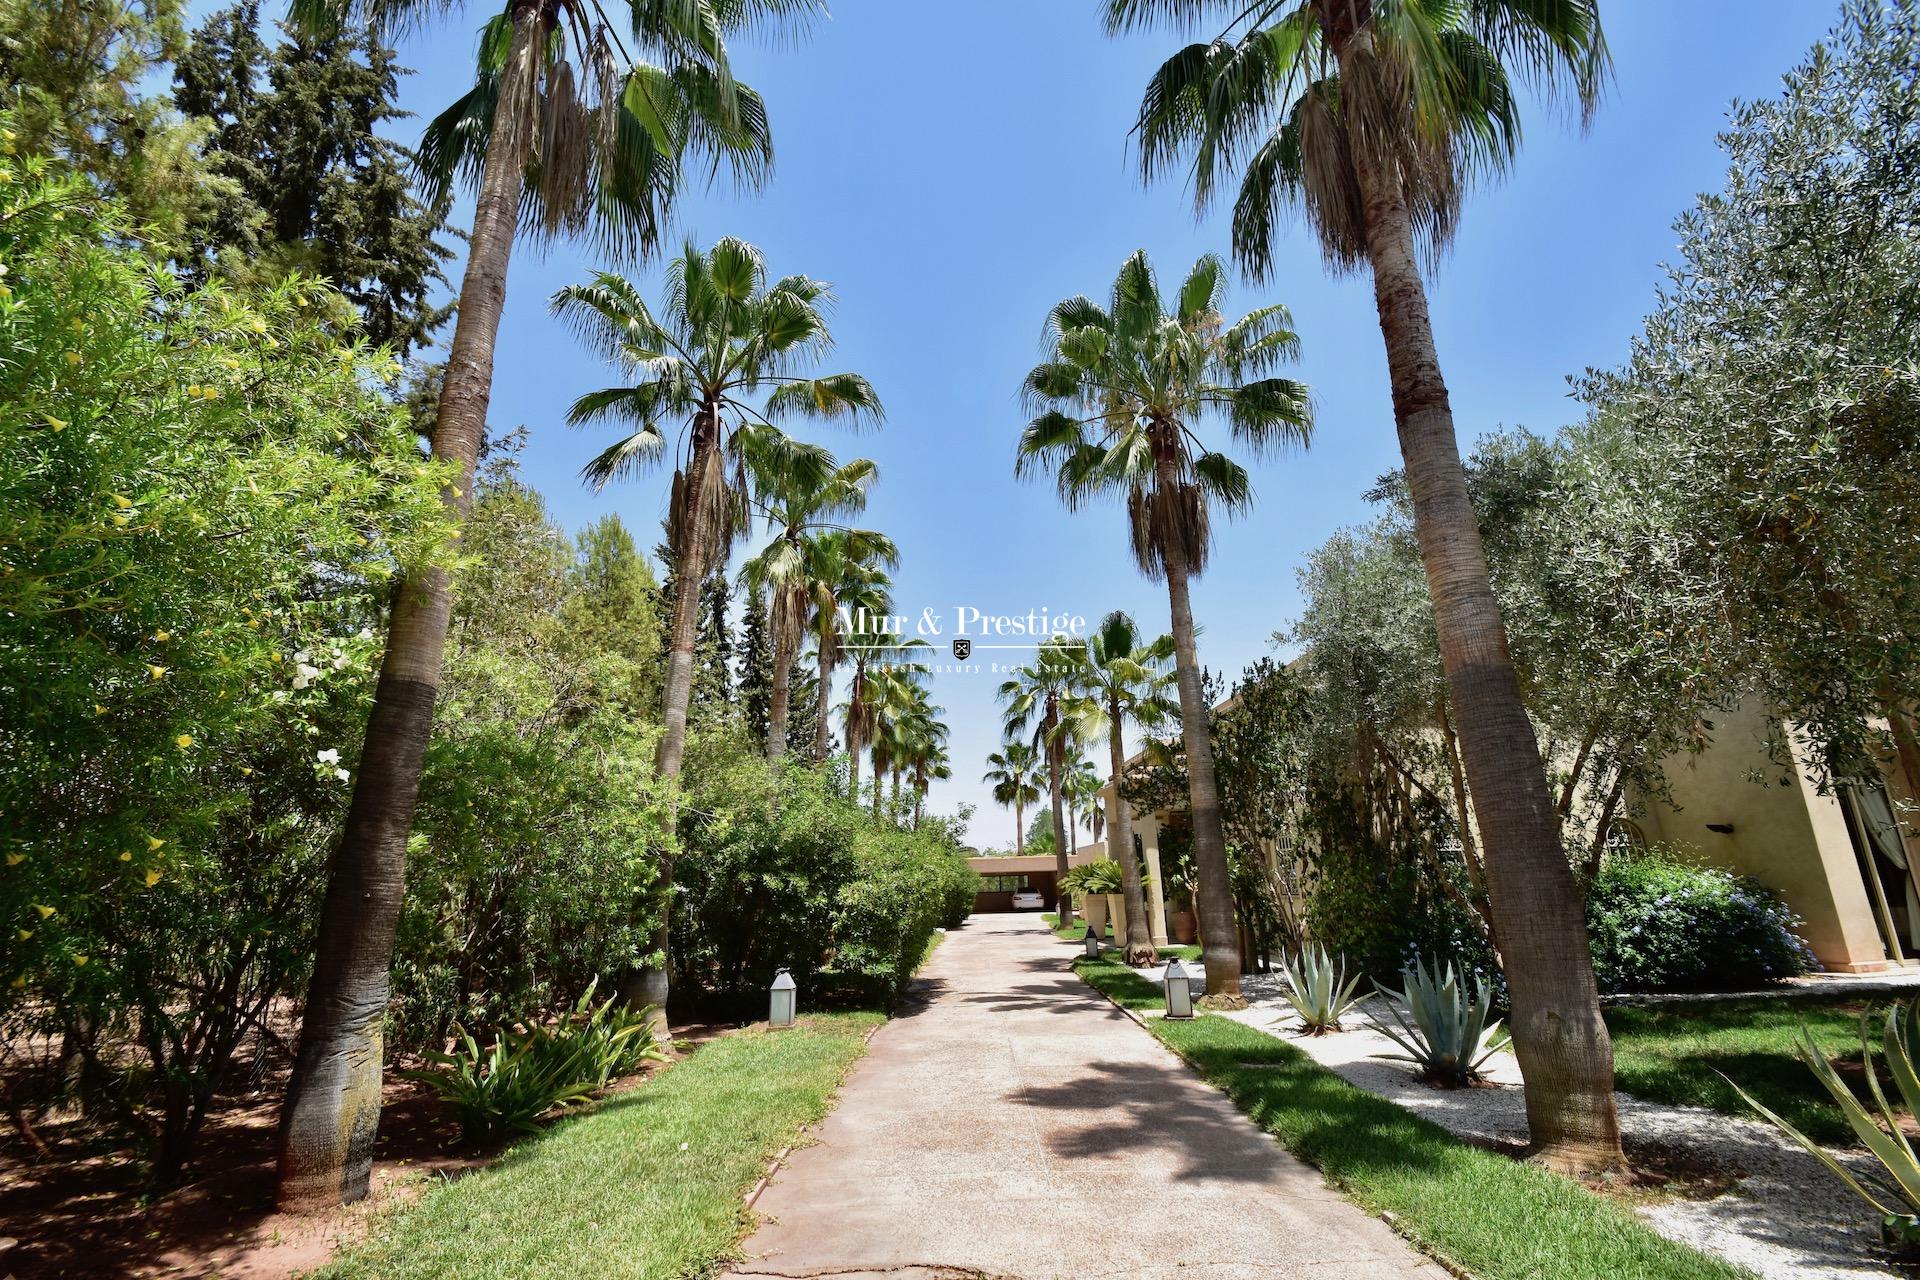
xmin=1086 ymin=696 xmax=1920 ymax=975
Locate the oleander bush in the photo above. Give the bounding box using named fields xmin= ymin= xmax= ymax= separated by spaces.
xmin=1586 ymin=848 xmax=1815 ymax=994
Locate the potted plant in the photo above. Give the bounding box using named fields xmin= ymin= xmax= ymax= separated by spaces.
xmin=1060 ymin=859 xmax=1124 ymax=937
xmin=1161 ymin=840 xmax=1198 ymax=944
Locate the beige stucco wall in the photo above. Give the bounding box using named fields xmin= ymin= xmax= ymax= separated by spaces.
xmin=1632 ymin=699 xmax=1890 ymax=972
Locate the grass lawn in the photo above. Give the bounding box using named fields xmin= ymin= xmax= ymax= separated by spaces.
xmin=321 ymin=1013 xmax=882 ymax=1280
xmin=1073 ymin=956 xmax=1751 ymax=1280
xmin=1605 ymin=996 xmax=1887 ymax=1146
xmin=1040 ymin=910 xmax=1091 ymax=941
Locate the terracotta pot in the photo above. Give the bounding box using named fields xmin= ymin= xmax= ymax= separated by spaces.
xmin=1170 ymin=909 xmax=1198 ymax=945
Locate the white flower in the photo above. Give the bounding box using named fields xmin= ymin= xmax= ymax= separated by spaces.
xmin=356 ymin=627 xmax=373 ymax=642
xmin=294 ymin=662 xmax=322 ymax=689
xmin=331 ymin=651 xmax=348 ymax=670
xmin=316 ymin=748 xmax=341 ymax=766
xmin=334 ymin=767 xmax=351 ymax=783
xmin=293 ymin=650 xmax=311 ymax=663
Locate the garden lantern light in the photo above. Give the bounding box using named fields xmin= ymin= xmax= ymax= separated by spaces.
xmin=1163 ymin=956 xmax=1194 ymax=1020
xmin=1083 ymin=932 xmax=1101 ymax=960
xmin=769 ymin=968 xmax=797 ymax=1028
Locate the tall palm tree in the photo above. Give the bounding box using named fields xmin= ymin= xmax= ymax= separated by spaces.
xmin=908 ymin=735 xmax=951 ymax=830
xmin=276 ymin=0 xmax=791 ymax=1213
xmin=805 ymin=533 xmax=895 ymax=766
xmin=845 ymin=651 xmax=929 ymax=815
xmin=1000 ymin=640 xmax=1093 ymax=928
xmin=982 ymin=741 xmax=1043 ymax=855
xmin=741 ymin=460 xmax=895 ymax=759
xmin=1111 ymin=0 xmax=1620 ymax=1173
xmin=1062 ymin=757 xmax=1104 ymax=855
xmin=1069 ymin=610 xmax=1177 ymax=966
xmin=552 ymin=239 xmax=882 ymax=1016
xmin=1016 ymin=251 xmax=1310 ymax=998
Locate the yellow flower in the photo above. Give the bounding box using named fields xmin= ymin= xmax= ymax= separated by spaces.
xmin=15 ymin=930 xmax=29 ymax=942
xmin=45 ymin=416 xmax=67 ymax=432
xmin=147 ymin=664 xmax=167 ymax=680
xmin=144 ymin=869 xmax=161 ymax=888
xmin=94 ymin=703 xmax=107 ymax=716
xmin=33 ymin=904 xmax=54 ymax=919
xmin=174 ymin=734 xmax=192 ymax=751
xmin=251 ymin=318 xmax=267 ymax=334
xmin=268 ymin=652 xmax=281 ymax=664
xmin=72 ymin=955 xmax=87 ymax=967
xmin=240 ymin=766 xmax=254 ymax=777
xmin=146 ymin=836 xmax=165 ymax=852
xmin=185 ymin=383 xmax=202 ymax=398
xmin=111 ymin=513 xmax=130 ymax=527
xmin=118 ymin=851 xmax=131 ymax=862
xmin=65 ymin=350 xmax=81 ymax=367
xmin=154 ymin=630 xmax=170 ymax=642
xmin=5 ymin=853 xmax=22 ymax=867
xmin=112 ymin=493 xmax=132 ymax=509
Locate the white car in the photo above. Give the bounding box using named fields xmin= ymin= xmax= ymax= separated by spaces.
xmin=1010 ymin=890 xmax=1044 ymax=911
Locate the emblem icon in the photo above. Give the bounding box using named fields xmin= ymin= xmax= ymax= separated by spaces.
xmin=951 ymin=638 xmax=972 ymax=661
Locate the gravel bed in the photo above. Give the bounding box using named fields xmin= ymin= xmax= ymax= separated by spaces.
xmin=1227 ymin=971 xmax=1904 ymax=1280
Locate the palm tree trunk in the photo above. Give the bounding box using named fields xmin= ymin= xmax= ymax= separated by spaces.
xmin=1013 ymin=799 xmax=1025 ymax=856
xmin=1161 ymin=550 xmax=1240 ymax=1000
xmin=1047 ymin=730 xmax=1074 ymax=928
xmin=767 ymin=587 xmax=796 ymax=760
xmin=273 ymin=0 xmax=542 ymax=1214
xmin=813 ymin=645 xmax=834 ymax=762
xmin=1346 ymin=96 xmax=1621 ymax=1172
xmin=1108 ymin=711 xmax=1155 ymax=966
xmin=632 ymin=408 xmax=723 ymax=1021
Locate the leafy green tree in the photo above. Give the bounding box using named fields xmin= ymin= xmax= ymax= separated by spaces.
xmin=279 ymin=0 xmax=788 ymax=1214
xmin=982 ymin=741 xmax=1044 ymax=857
xmin=1112 ymin=0 xmax=1619 ymax=1169
xmin=172 ymin=1 xmax=453 ymax=354
xmin=561 ymin=513 xmax=662 ymax=714
xmin=398 ymin=464 xmax=669 ymax=1053
xmin=551 ymin=237 xmax=883 ymax=1021
xmin=0 ymin=0 xmax=218 ymax=242
xmin=739 ymin=587 xmax=776 ymax=745
xmin=1017 ymin=250 xmax=1311 ymax=997
xmin=694 ymin=569 xmax=737 ymax=721
xmin=0 ymin=147 xmax=450 ymax=1184
xmin=1068 ymin=611 xmax=1177 ymax=965
xmin=1581 ymin=0 xmax=1920 ymax=803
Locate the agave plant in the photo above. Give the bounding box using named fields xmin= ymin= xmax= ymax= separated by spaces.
xmin=1276 ymin=943 xmax=1365 ymax=1036
xmin=1731 ymin=999 xmax=1920 ymax=1248
xmin=1368 ymin=958 xmax=1511 ymax=1088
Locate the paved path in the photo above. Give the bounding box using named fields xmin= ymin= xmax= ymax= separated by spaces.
xmin=730 ymin=914 xmax=1448 ymax=1280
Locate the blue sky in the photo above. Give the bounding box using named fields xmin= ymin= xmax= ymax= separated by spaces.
xmin=371 ymin=0 xmax=1840 ymax=851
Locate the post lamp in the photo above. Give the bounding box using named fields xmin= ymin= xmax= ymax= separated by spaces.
xmin=769 ymin=968 xmax=797 ymax=1029
xmin=1082 ymin=931 xmax=1102 ymax=960
xmin=1162 ymin=956 xmax=1195 ymax=1020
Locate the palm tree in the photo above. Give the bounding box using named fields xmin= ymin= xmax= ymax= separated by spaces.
xmin=741 ymin=460 xmax=895 ymax=759
xmin=1062 ymin=757 xmax=1104 ymax=855
xmin=908 ymin=735 xmax=951 ymax=830
xmin=1111 ymin=0 xmax=1620 ymax=1173
xmin=982 ymin=742 xmax=1043 ymax=855
xmin=805 ymin=532 xmax=895 ymax=767
xmin=1000 ymin=640 xmax=1093 ymax=928
xmin=845 ymin=652 xmax=929 ymax=816
xmin=276 ymin=0 xmax=790 ymax=1213
xmin=1016 ymin=251 xmax=1310 ymax=999
xmin=1069 ymin=611 xmax=1177 ymax=966
xmin=551 ymin=239 xmax=882 ymax=1016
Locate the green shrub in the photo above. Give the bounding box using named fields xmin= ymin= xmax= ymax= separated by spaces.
xmin=1586 ymin=848 xmax=1814 ymax=993
xmin=406 ymin=1026 xmax=601 ymax=1147
xmin=674 ymin=745 xmax=976 ymax=1007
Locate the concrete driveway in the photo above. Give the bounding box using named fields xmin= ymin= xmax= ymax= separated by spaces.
xmin=729 ymin=913 xmax=1448 ymax=1280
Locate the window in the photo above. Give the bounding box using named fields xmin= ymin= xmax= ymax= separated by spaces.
xmin=980 ymin=874 xmax=1029 ymax=892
